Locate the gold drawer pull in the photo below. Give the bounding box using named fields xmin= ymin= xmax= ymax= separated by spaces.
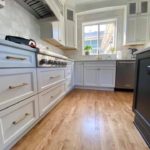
xmin=6 ymin=56 xmax=26 ymax=61
xmin=49 ymin=75 xmax=60 ymax=79
xmin=50 ymin=91 xmax=61 ymax=99
xmin=9 ymin=83 xmax=28 ymax=89
xmin=12 ymin=113 xmax=30 ymax=125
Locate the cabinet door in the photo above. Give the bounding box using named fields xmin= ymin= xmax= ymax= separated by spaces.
xmin=99 ymin=67 xmax=116 ymax=88
xmin=58 ymin=16 xmax=65 ymax=45
xmin=136 ymin=15 xmax=149 ymax=42
xmin=128 ymin=1 xmax=137 ymax=16
xmin=74 ymin=62 xmax=84 ymax=86
xmin=52 ymin=22 xmax=59 ymax=41
xmin=66 ymin=21 xmax=75 ymax=47
xmin=126 ymin=17 xmax=136 ymax=43
xmin=139 ymin=0 xmax=149 ymax=15
xmin=84 ymin=66 xmax=99 ymax=87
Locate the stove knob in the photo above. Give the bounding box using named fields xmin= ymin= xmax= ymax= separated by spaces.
xmin=40 ymin=59 xmax=47 ymax=65
xmin=48 ymin=60 xmax=53 ymax=64
xmin=53 ymin=61 xmax=57 ymax=64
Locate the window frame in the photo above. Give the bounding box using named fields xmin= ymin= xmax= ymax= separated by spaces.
xmin=82 ymin=18 xmax=117 ymax=56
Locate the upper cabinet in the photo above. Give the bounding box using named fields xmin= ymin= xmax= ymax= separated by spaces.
xmin=40 ymin=2 xmax=77 ymax=50
xmin=128 ymin=0 xmax=149 ymax=16
xmin=125 ymin=0 xmax=150 ymax=45
xmin=65 ymin=7 xmax=76 ymax=49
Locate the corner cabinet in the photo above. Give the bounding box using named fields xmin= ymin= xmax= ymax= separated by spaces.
xmin=125 ymin=0 xmax=150 ymax=45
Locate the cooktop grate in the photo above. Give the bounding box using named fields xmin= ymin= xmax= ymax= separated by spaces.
xmin=15 ymin=0 xmax=55 ymax=19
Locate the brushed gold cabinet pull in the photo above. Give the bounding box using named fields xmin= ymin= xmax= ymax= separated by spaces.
xmin=50 ymin=90 xmax=61 ymax=99
xmin=12 ymin=113 xmax=30 ymax=125
xmin=6 ymin=56 xmax=26 ymax=61
xmin=9 ymin=83 xmax=28 ymax=89
xmin=49 ymin=75 xmax=60 ymax=79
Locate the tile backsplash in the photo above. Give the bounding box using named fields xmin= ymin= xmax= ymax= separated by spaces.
xmin=0 ymin=0 xmax=64 ymax=55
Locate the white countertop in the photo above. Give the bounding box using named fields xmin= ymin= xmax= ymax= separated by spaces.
xmin=0 ymin=39 xmax=37 ymax=52
xmin=134 ymin=47 xmax=150 ymax=55
xmin=74 ymin=59 xmax=135 ymax=62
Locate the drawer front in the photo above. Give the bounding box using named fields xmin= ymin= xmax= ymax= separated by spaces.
xmin=0 ymin=95 xmax=39 ymax=149
xmin=0 ymin=69 xmax=37 ymax=110
xmin=37 ymin=68 xmax=65 ymax=92
xmin=0 ymin=45 xmax=36 ymax=68
xmin=39 ymin=83 xmax=65 ymax=116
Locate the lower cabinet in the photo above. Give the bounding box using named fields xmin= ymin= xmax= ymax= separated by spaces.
xmin=74 ymin=62 xmax=84 ymax=86
xmin=99 ymin=67 xmax=116 ymax=88
xmin=0 ymin=95 xmax=39 ymax=150
xmin=38 ymin=83 xmax=65 ymax=116
xmin=84 ymin=66 xmax=99 ymax=87
xmin=83 ymin=61 xmax=116 ymax=89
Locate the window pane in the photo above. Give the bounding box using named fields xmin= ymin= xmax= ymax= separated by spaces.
xmin=84 ymin=25 xmax=98 ymax=55
xmin=99 ymin=23 xmax=115 ymax=54
xmin=83 ymin=21 xmax=116 ymax=55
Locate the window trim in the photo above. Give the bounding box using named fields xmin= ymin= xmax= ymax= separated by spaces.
xmin=82 ymin=18 xmax=117 ymax=55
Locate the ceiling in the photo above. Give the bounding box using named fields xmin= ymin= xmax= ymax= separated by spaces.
xmin=75 ymin=0 xmax=110 ymax=5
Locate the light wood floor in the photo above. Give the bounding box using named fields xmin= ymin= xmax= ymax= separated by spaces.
xmin=12 ymin=89 xmax=149 ymax=150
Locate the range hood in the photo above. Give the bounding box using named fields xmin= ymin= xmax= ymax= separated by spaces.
xmin=15 ymin=0 xmax=57 ymax=21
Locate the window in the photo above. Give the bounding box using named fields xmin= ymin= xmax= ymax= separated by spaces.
xmin=83 ymin=20 xmax=116 ymax=55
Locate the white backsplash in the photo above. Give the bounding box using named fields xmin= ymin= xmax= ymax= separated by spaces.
xmin=0 ymin=0 xmax=64 ymax=55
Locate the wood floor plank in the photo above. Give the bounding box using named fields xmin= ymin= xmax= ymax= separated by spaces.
xmin=12 ymin=89 xmax=149 ymax=150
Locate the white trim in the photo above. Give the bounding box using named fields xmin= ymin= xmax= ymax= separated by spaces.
xmin=77 ymin=5 xmax=127 ymax=16
xmin=75 ymin=86 xmax=114 ymax=91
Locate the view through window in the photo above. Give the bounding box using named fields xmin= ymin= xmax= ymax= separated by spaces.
xmin=83 ymin=20 xmax=116 ymax=55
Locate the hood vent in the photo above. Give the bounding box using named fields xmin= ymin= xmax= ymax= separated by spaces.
xmin=15 ymin=0 xmax=56 ymax=20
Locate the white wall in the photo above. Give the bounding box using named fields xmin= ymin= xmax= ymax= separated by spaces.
xmin=0 ymin=0 xmax=64 ymax=55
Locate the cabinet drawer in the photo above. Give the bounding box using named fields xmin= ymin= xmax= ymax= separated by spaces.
xmin=37 ymin=68 xmax=65 ymax=92
xmin=0 ymin=95 xmax=39 ymax=149
xmin=0 ymin=69 xmax=37 ymax=110
xmin=0 ymin=45 xmax=36 ymax=68
xmin=39 ymin=83 xmax=65 ymax=116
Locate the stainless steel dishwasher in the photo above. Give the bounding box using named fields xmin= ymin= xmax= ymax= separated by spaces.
xmin=115 ymin=60 xmax=136 ymax=90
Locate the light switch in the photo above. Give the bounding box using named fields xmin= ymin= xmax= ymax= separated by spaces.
xmin=0 ymin=0 xmax=5 ymax=8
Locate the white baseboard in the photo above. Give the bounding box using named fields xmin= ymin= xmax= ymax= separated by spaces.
xmin=75 ymin=86 xmax=114 ymax=91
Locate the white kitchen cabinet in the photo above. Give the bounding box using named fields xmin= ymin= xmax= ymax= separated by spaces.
xmin=128 ymin=0 xmax=149 ymax=16
xmin=84 ymin=64 xmax=116 ymax=88
xmin=84 ymin=66 xmax=99 ymax=87
xmin=126 ymin=0 xmax=149 ymax=45
xmin=75 ymin=61 xmax=116 ymax=89
xmin=65 ymin=7 xmax=76 ymax=48
xmin=37 ymin=68 xmax=65 ymax=92
xmin=99 ymin=67 xmax=116 ymax=88
xmin=40 ymin=18 xmax=65 ymax=47
xmin=38 ymin=83 xmax=65 ymax=116
xmin=126 ymin=15 xmax=149 ymax=44
xmin=0 ymin=95 xmax=39 ymax=150
xmin=0 ymin=45 xmax=36 ymax=68
xmin=136 ymin=15 xmax=149 ymax=42
xmin=0 ymin=69 xmax=37 ymax=110
xmin=59 ymin=16 xmax=65 ymax=45
xmin=74 ymin=62 xmax=84 ymax=86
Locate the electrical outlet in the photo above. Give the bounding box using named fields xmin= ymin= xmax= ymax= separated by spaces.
xmin=0 ymin=0 xmax=5 ymax=8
